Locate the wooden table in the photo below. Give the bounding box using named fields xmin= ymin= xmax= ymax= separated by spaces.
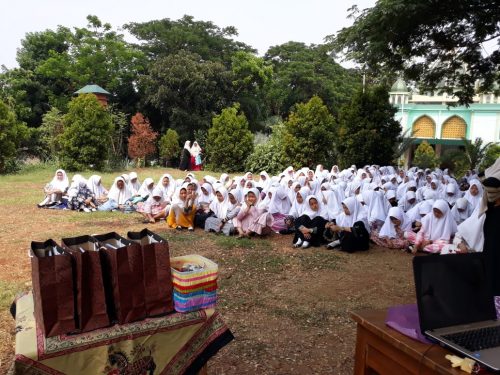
xmin=351 ymin=309 xmax=494 ymax=375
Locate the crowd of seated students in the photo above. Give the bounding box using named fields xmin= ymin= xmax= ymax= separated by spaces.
xmin=38 ymin=158 xmax=500 ymax=255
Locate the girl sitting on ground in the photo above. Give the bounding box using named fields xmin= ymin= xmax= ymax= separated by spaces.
xmin=87 ymin=175 xmax=108 ymax=206
xmin=205 ymin=187 xmax=242 ymax=235
xmin=292 ymin=195 xmax=327 ymax=249
xmin=408 ymin=199 xmax=457 ymax=254
xmin=233 ymin=188 xmax=273 ymax=238
xmin=370 ymin=207 xmax=411 ymax=250
xmin=139 ymin=187 xmax=168 ymax=224
xmin=98 ymin=176 xmax=132 ymax=212
xmin=324 ymin=196 xmax=370 ymax=253
xmin=38 ymin=169 xmax=69 ymax=207
xmin=68 ymin=180 xmax=97 ymax=212
xmin=167 ymin=184 xmax=197 ymax=231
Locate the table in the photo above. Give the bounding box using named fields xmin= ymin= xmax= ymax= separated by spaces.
xmin=351 ymin=309 xmax=494 ymax=375
xmin=9 ymin=292 xmax=233 ymax=375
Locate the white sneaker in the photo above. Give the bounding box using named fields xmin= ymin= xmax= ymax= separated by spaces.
xmin=82 ymin=207 xmax=91 ymax=212
xmin=327 ymin=240 xmax=341 ymax=249
xmin=301 ymin=241 xmax=310 ymax=248
xmin=293 ymin=238 xmax=303 ymax=248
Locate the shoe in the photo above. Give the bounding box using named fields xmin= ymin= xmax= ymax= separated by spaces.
xmin=176 ymin=226 xmax=183 ymax=231
xmin=188 ymin=226 xmax=194 ymax=232
xmin=326 ymin=240 xmax=341 ymax=249
xmin=301 ymin=241 xmax=310 ymax=248
xmin=82 ymin=207 xmax=91 ymax=212
xmin=293 ymin=238 xmax=303 ymax=248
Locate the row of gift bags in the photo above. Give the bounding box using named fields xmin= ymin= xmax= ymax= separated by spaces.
xmin=30 ymin=229 xmax=174 ymax=337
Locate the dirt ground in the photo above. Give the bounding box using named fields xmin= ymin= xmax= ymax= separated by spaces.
xmin=0 ymin=172 xmax=416 ymax=374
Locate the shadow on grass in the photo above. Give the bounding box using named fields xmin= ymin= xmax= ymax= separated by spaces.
xmin=0 ymin=280 xmax=27 ymax=312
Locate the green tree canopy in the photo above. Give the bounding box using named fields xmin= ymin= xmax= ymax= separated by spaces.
xmin=125 ymin=15 xmax=254 ymax=64
xmin=159 ymin=129 xmax=181 ymax=167
xmin=206 ymin=104 xmax=254 ymax=172
xmin=0 ymin=100 xmax=28 ymax=173
xmin=329 ymin=0 xmax=500 ymax=105
xmin=282 ymin=96 xmax=336 ymax=168
xmin=264 ymin=42 xmax=361 ymax=117
xmin=58 ymin=94 xmax=114 ymax=171
xmin=413 ymin=141 xmax=439 ymax=169
xmin=140 ymin=50 xmax=233 ymax=139
xmin=336 ymin=86 xmax=401 ymax=168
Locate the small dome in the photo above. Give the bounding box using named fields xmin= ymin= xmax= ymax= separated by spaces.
xmin=391 ymin=78 xmax=409 ymax=92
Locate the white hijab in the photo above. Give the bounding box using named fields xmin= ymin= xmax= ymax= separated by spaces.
xmin=199 ymin=182 xmax=214 ymax=205
xmin=378 ymin=207 xmax=412 ymax=239
xmin=209 ymin=187 xmax=229 ymax=219
xmin=289 ymin=187 xmax=309 ymax=218
xmin=420 ymin=199 xmax=457 ymax=241
xmin=49 ymin=169 xmax=69 ymax=191
xmin=138 ymin=177 xmax=155 ymax=199
xmin=337 ymin=196 xmax=370 ymax=232
xmin=319 ymin=183 xmax=343 ymax=220
xmin=303 ymin=195 xmax=322 ymax=220
xmin=456 ymin=208 xmax=485 ymax=251
xmin=366 ymin=190 xmax=390 ymax=224
xmin=87 ymin=175 xmax=108 ymax=198
xmin=464 ymin=179 xmax=483 ymax=212
xmin=450 ymin=197 xmax=473 ymax=224
xmin=156 ymin=174 xmax=175 ymax=201
xmin=108 ymin=176 xmax=133 ymax=204
xmin=128 ymin=172 xmax=141 ymax=195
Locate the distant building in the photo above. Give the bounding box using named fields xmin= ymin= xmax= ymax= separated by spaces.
xmin=74 ymin=84 xmax=111 ymax=107
xmin=389 ymin=78 xmax=500 ymax=165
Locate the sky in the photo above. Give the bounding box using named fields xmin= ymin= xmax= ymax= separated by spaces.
xmin=0 ymin=0 xmax=377 ymax=69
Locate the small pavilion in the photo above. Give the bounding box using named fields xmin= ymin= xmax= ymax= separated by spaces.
xmin=74 ymin=84 xmax=111 ymax=107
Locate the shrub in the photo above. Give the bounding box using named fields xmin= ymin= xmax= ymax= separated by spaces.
xmin=58 ymin=94 xmax=114 ymax=171
xmin=206 ymin=104 xmax=254 ymax=172
xmin=413 ymin=141 xmax=439 ymax=169
xmin=0 ymin=100 xmax=29 ymax=173
xmin=245 ymin=124 xmax=288 ymax=175
xmin=159 ymin=128 xmax=181 ymax=167
xmin=479 ymin=144 xmax=500 ymax=172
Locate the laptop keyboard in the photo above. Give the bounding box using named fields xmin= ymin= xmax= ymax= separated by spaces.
xmin=443 ymin=326 xmax=500 ymax=352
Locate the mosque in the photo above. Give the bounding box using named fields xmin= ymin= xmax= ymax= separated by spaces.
xmin=389 ymin=78 xmax=500 ymax=165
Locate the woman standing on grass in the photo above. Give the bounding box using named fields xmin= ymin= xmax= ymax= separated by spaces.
xmin=179 ymin=141 xmax=191 ymax=171
xmin=190 ymin=141 xmax=203 ymax=171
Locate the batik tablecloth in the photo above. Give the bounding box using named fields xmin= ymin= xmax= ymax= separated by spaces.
xmin=9 ymin=292 xmax=233 ymax=375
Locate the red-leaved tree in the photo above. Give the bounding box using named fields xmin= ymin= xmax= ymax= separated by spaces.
xmin=127 ymin=113 xmax=158 ymax=166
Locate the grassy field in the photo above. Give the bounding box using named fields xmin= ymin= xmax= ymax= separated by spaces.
xmin=0 ymin=165 xmax=416 ymax=374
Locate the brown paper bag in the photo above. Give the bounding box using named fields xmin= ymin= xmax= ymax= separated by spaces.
xmin=30 ymin=240 xmax=77 ymax=337
xmin=127 ymin=229 xmax=174 ymax=316
xmin=94 ymin=232 xmax=146 ymax=324
xmin=61 ymin=235 xmax=110 ymax=332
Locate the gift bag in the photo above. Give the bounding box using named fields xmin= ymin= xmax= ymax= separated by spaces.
xmin=30 ymin=240 xmax=76 ymax=337
xmin=94 ymin=232 xmax=147 ymax=324
xmin=61 ymin=235 xmax=110 ymax=332
xmin=127 ymin=229 xmax=174 ymax=316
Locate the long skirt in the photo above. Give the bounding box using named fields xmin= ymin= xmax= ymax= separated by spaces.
xmin=338 ymin=221 xmax=369 ymax=253
xmin=248 ymin=212 xmax=274 ymax=235
xmin=167 ymin=205 xmax=196 ymax=228
xmin=205 ymin=217 xmax=235 ymax=236
xmin=406 ymin=230 xmax=449 ymax=253
xmin=270 ymin=213 xmax=288 ymax=233
xmin=293 ymin=215 xmax=327 ymax=247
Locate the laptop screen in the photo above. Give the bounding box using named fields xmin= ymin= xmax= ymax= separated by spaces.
xmin=413 ymin=253 xmax=496 ymax=333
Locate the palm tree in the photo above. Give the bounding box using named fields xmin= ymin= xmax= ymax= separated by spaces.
xmin=461 ymin=137 xmax=495 ymax=171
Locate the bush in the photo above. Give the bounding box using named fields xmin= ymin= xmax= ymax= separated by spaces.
xmin=282 ymin=96 xmax=336 ymax=168
xmin=159 ymin=128 xmax=181 ymax=167
xmin=245 ymin=124 xmax=288 ymax=175
xmin=480 ymin=144 xmax=500 ymax=172
xmin=38 ymin=107 xmax=64 ymax=160
xmin=58 ymin=94 xmax=114 ymax=171
xmin=0 ymin=100 xmax=29 ymax=173
xmin=413 ymin=141 xmax=439 ymax=169
xmin=206 ymin=104 xmax=254 ymax=172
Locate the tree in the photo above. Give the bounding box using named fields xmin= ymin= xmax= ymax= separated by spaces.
xmin=280 ymin=96 xmax=336 ymax=168
xmin=480 ymin=144 xmax=500 ymax=172
xmin=125 ymin=15 xmax=254 ymax=64
xmin=245 ymin=123 xmax=288 ymax=175
xmin=159 ymin=129 xmax=181 ymax=167
xmin=462 ymin=137 xmax=496 ymax=170
xmin=0 ymin=100 xmax=28 ymax=173
xmin=38 ymin=107 xmax=64 ymax=159
xmin=329 ymin=0 xmax=500 ymax=105
xmin=140 ymin=50 xmax=233 ymax=139
xmin=128 ymin=113 xmax=158 ymax=167
xmin=58 ymin=94 xmax=114 ymax=171
xmin=264 ymin=42 xmax=361 ymax=117
xmin=336 ymin=86 xmax=401 ymax=168
xmin=413 ymin=141 xmax=439 ymax=169
xmin=206 ymin=104 xmax=254 ymax=172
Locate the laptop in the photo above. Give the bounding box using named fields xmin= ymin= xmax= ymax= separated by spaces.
xmin=413 ymin=253 xmax=500 ymax=371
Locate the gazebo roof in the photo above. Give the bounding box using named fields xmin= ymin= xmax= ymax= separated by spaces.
xmin=74 ymin=84 xmax=111 ymax=96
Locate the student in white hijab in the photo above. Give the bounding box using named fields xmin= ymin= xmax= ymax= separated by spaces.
xmin=257 ymin=171 xmax=272 ymax=194
xmin=292 ymin=195 xmax=328 ymax=248
xmin=365 ymin=190 xmax=390 ymax=231
xmin=87 ymin=175 xmax=109 ymax=205
xmin=464 ymin=179 xmax=483 ymax=212
xmin=398 ymin=191 xmax=417 ymax=213
xmin=38 ymin=169 xmax=70 ymax=207
xmin=319 ymin=183 xmax=343 ymax=220
xmin=450 ymin=197 xmax=473 ymax=225
xmin=138 ymin=186 xmax=169 ymax=223
xmin=324 ymin=196 xmax=370 ymax=252
xmin=411 ymin=199 xmax=457 ymax=253
xmin=205 ymin=186 xmax=242 ymax=235
xmin=371 ymin=207 xmax=412 ymax=250
xmin=156 ymin=174 xmax=176 ymax=203
xmin=128 ymin=172 xmax=141 ymax=195
xmin=98 ymin=176 xmax=133 ymax=211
